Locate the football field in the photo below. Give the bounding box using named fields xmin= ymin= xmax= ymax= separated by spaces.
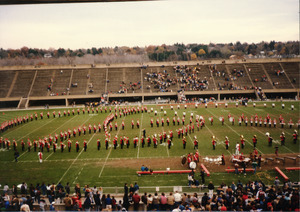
xmin=0 ymin=101 xmax=299 ymax=193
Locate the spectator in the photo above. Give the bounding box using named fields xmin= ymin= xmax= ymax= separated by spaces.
xmin=208 ymin=181 xmax=214 ymax=198
xmin=132 ymin=192 xmax=140 ymax=211
xmin=141 ymin=192 xmax=148 ymax=211
xmin=167 ymin=192 xmax=175 ymax=211
xmin=160 ymin=192 xmax=167 ymax=211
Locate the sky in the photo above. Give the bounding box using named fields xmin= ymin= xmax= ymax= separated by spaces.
xmin=0 ymin=0 xmax=298 ymax=49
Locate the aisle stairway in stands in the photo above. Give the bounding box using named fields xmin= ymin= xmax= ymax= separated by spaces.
xmin=2 ymin=71 xmax=17 ymax=98
xmin=30 ymin=70 xmax=54 ymax=96
xmin=263 ymin=63 xmax=292 ymax=89
xmin=51 ymin=69 xmax=72 ymax=95
xmin=244 ymin=63 xmax=273 ymax=89
xmin=280 ymin=62 xmax=299 ymax=88
xmin=88 ymin=68 xmax=106 ymax=95
xmin=9 ymin=70 xmax=36 ymax=98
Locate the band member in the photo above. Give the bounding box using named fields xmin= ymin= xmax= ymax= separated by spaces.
xmin=113 ymin=137 xmax=117 ymax=149
xmin=83 ymin=140 xmax=87 ymax=151
xmin=21 ymin=140 xmax=25 ymax=151
xmin=194 ymin=136 xmax=198 ymax=149
xmin=280 ymin=132 xmax=285 ymax=146
xmin=252 ymin=135 xmax=257 ymax=148
xmin=240 ymin=135 xmax=245 ymax=149
xmin=53 ymin=142 xmax=57 ymax=152
xmin=38 ymin=151 xmax=43 ymax=163
xmin=225 ymin=136 xmax=229 ymax=150
xmin=182 ymin=136 xmax=186 ymax=149
xmin=147 ymin=136 xmax=151 ymax=147
xmin=75 ymin=141 xmax=79 ymax=152
xmin=126 ymin=137 xmax=130 ymax=148
xmin=212 ymin=136 xmax=216 ymax=150
xmin=167 ymin=136 xmax=171 ymax=149
xmin=61 ymin=142 xmax=65 ymax=152
xmin=68 ymin=139 xmax=72 ymax=152
xmin=141 ymin=136 xmax=145 ymax=148
xmin=97 ymin=139 xmax=101 ymax=150
xmin=105 ymin=138 xmax=109 ymax=150
xmin=133 ymin=136 xmax=138 ymax=148
xmin=293 ymin=130 xmax=298 ymax=144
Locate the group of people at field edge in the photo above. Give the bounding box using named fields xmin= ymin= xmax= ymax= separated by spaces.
xmin=1 ymin=178 xmax=298 ymax=211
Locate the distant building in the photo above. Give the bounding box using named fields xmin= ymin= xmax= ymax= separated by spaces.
xmin=44 ymin=53 xmax=52 ymax=58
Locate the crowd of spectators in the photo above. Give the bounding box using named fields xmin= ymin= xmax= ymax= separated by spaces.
xmin=1 ymin=179 xmax=298 ymax=211
xmin=116 ymin=81 xmax=142 ymax=94
xmin=144 ymin=70 xmax=177 ymax=92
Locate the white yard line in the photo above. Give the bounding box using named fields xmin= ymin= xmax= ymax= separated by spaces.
xmin=250 ymin=125 xmax=296 ymax=153
xmin=45 ymin=116 xmax=93 ymax=161
xmin=193 ymin=111 xmax=232 ymax=155
xmin=205 ymin=124 xmax=232 ymax=156
xmin=16 ymin=118 xmax=56 ymax=141
xmin=57 ymin=133 xmax=96 ymax=184
xmin=18 ymin=115 xmax=80 ymax=161
xmin=206 ymin=109 xmax=264 ymax=154
xmin=73 ymin=167 xmax=84 ymax=184
xmin=44 ymin=152 xmax=54 ymax=161
xmin=98 ymin=116 xmax=126 ymax=178
xmin=137 ymin=113 xmax=143 ymax=158
xmin=15 ymin=155 xmax=180 ymax=163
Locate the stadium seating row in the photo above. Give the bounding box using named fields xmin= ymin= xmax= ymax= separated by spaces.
xmin=0 ymin=62 xmax=299 ymax=99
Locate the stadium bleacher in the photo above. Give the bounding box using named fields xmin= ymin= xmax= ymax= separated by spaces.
xmin=280 ymin=62 xmax=299 ymax=88
xmin=244 ymin=63 xmax=274 ymax=89
xmin=263 ymin=63 xmax=292 ymax=89
xmin=51 ymin=69 xmax=72 ymax=96
xmin=0 ymin=60 xmax=299 ymax=107
xmin=9 ymin=70 xmax=36 ymax=98
xmin=0 ymin=70 xmax=16 ymax=98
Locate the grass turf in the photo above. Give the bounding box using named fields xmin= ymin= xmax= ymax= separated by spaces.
xmin=0 ymin=101 xmax=299 ymax=192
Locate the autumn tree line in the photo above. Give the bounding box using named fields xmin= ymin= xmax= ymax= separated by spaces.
xmin=0 ymin=41 xmax=298 ymax=66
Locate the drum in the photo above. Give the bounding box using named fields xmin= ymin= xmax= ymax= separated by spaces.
xmin=189 ymin=161 xmax=196 ymax=169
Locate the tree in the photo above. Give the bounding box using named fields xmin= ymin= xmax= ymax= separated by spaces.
xmin=198 ymin=49 xmax=206 ymax=56
xmin=91 ymin=47 xmax=98 ymax=55
xmin=190 ymin=53 xmax=197 ymax=60
xmin=57 ymin=48 xmax=66 ymax=57
xmin=209 ymin=50 xmax=222 ymax=58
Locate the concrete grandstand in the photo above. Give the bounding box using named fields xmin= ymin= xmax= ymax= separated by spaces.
xmin=0 ymin=58 xmax=299 ymax=109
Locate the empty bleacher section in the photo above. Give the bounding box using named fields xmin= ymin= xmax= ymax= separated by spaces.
xmin=225 ymin=64 xmax=253 ymax=90
xmin=88 ymin=69 xmax=106 ymax=95
xmin=263 ymin=63 xmax=292 ymax=89
xmin=9 ymin=70 xmax=36 ymax=97
xmin=51 ymin=69 xmax=72 ymax=96
xmin=244 ymin=63 xmax=273 ymax=89
xmin=69 ymin=69 xmax=89 ymax=95
xmin=0 ymin=70 xmax=16 ymax=98
xmin=280 ymin=62 xmax=300 ymax=88
xmin=30 ymin=70 xmax=54 ymax=96
xmin=106 ymin=68 xmax=124 ymax=93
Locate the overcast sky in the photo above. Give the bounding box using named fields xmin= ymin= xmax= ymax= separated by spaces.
xmin=0 ymin=0 xmax=298 ymax=49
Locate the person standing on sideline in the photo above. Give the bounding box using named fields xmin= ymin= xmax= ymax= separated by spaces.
xmin=200 ymin=169 xmax=205 ymax=184
xmin=38 ymin=150 xmax=43 ymax=163
xmin=207 ymin=181 xmax=214 ymax=198
xmin=132 ymin=192 xmax=140 ymax=211
xmin=14 ymin=150 xmax=19 ymax=162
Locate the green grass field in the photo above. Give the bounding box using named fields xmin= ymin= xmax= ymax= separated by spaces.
xmin=0 ymin=101 xmax=299 ymax=193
